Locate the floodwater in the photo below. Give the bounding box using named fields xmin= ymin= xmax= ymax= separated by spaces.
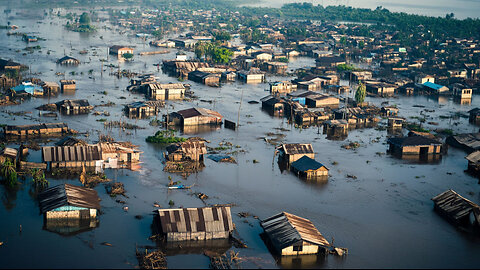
xmin=242 ymin=0 xmax=480 ymax=19
xmin=1 ymin=6 xmax=480 ymax=269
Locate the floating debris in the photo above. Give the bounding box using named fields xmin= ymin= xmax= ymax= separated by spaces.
xmin=136 ymin=249 xmax=167 ymax=269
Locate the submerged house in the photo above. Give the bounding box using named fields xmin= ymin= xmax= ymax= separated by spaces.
xmin=365 ymin=81 xmax=397 ymax=97
xmin=446 ymin=133 xmax=480 ymax=153
xmin=290 ymin=156 xmax=329 ymax=179
xmin=261 ymin=95 xmax=285 ymax=116
xmin=305 ymin=94 xmax=339 ymax=108
xmin=42 ymin=144 xmax=103 ymax=169
xmin=57 ymin=56 xmax=80 ymax=65
xmin=109 ymin=45 xmax=134 ymax=57
xmin=270 ymin=81 xmax=297 ymax=95
xmin=166 ymin=139 xmax=207 ymax=162
xmin=323 ymin=119 xmax=348 ymax=137
xmin=157 ymin=206 xmax=234 ymax=241
xmin=167 ymin=107 xmax=223 ymax=127
xmin=146 ymin=83 xmax=185 ymax=100
xmin=422 ymin=81 xmax=449 ymax=94
xmin=388 ymin=117 xmax=404 ymax=129
xmin=237 ymin=68 xmax=265 ymax=83
xmin=387 ymin=135 xmax=444 ymax=156
xmin=38 ymin=183 xmax=101 ymax=220
xmin=55 ymin=99 xmax=93 ymax=115
xmin=11 ymin=82 xmax=44 ymax=97
xmin=432 ymin=189 xmax=480 ymax=226
xmin=124 ymin=101 xmax=164 ymax=118
xmin=466 ymin=151 xmax=480 ymax=175
xmin=261 ymin=212 xmax=330 ymax=256
xmin=60 ymin=80 xmax=76 ymax=92
xmin=276 ymin=143 xmax=315 ymax=164
xmin=100 ymin=142 xmax=142 ymax=164
xmin=3 ymin=123 xmax=70 ymax=137
xmin=469 ymin=108 xmax=480 ymax=125
xmin=188 ymin=70 xmax=220 ymax=86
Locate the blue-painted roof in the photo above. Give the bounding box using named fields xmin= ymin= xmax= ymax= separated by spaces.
xmin=423 ymin=81 xmax=446 ymax=91
xmin=12 ymin=82 xmax=43 ymax=95
xmin=291 ymin=156 xmax=327 ymax=172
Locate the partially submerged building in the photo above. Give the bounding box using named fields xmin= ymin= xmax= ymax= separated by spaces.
xmin=365 ymin=81 xmax=397 ymax=97
xmin=124 ymin=101 xmax=164 ymax=118
xmin=323 ymin=120 xmax=348 ymax=138
xmin=466 ymin=151 xmax=480 ymax=175
xmin=3 ymin=123 xmax=70 ymax=137
xmin=55 ymin=99 xmax=93 ymax=115
xmin=188 ymin=70 xmax=220 ymax=86
xmin=446 ymin=133 xmax=480 ymax=153
xmin=57 ymin=56 xmax=80 ymax=65
xmin=276 ymin=143 xmax=315 ymax=164
xmin=166 ymin=139 xmax=207 ymax=162
xmin=167 ymin=107 xmax=223 ymax=127
xmin=238 ymin=68 xmax=265 ymax=83
xmin=290 ymin=156 xmax=329 ymax=179
xmin=157 ymin=206 xmax=234 ymax=241
xmin=109 ymin=45 xmax=134 ymax=57
xmin=469 ymin=108 xmax=480 ymax=125
xmin=11 ymin=82 xmax=44 ymax=97
xmin=100 ymin=142 xmax=142 ymax=164
xmin=387 ymin=135 xmax=443 ymax=156
xmin=60 ymin=80 xmax=76 ymax=92
xmin=261 ymin=95 xmax=285 ymax=116
xmin=270 ymin=81 xmax=297 ymax=95
xmin=146 ymin=83 xmax=185 ymax=100
xmin=432 ymin=190 xmax=480 ymax=226
xmin=42 ymin=144 xmax=103 ymax=169
xmin=260 ymin=212 xmax=330 ymax=256
xmin=38 ymin=184 xmax=100 ymax=220
xmin=305 ymin=94 xmax=339 ymax=108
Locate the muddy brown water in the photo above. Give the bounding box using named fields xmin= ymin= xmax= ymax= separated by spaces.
xmin=1 ymin=7 xmax=480 ymax=269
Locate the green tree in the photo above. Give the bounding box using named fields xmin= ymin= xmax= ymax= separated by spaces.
xmin=122 ymin=52 xmax=134 ymax=59
xmin=355 ymin=83 xmax=366 ymax=104
xmin=1 ymin=160 xmax=18 ymax=188
xmin=79 ymin=12 xmax=91 ymax=25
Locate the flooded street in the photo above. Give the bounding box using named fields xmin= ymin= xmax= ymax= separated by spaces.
xmin=1 ymin=7 xmax=480 ymax=269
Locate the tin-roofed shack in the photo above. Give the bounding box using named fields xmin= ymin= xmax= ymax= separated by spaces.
xmin=323 ymin=119 xmax=348 ymax=138
xmin=261 ymin=212 xmax=330 ymax=256
xmin=166 ymin=138 xmax=207 ymax=162
xmin=290 ymin=156 xmax=329 ymax=179
xmin=4 ymin=123 xmax=70 ymax=137
xmin=38 ymin=183 xmax=100 ymax=220
xmin=466 ymin=151 xmax=480 ymax=175
xmin=276 ymin=143 xmax=315 ymax=164
xmin=55 ymin=99 xmax=93 ymax=115
xmin=42 ymin=144 xmax=103 ymax=169
xmin=124 ymin=101 xmax=164 ymax=118
xmin=432 ymin=190 xmax=480 ymax=226
xmin=157 ymin=206 xmax=234 ymax=241
xmin=60 ymin=80 xmax=76 ymax=92
xmin=469 ymin=108 xmax=480 ymax=125
xmin=446 ymin=133 xmax=480 ymax=153
xmin=0 ymin=147 xmax=18 ymax=164
xmin=146 ymin=83 xmax=185 ymax=100
xmin=167 ymin=107 xmax=223 ymax=127
xmin=387 ymin=135 xmax=443 ymax=156
xmin=100 ymin=142 xmax=142 ymax=163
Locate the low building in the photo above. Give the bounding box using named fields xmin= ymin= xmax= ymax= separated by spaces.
xmin=0 ymin=59 xmax=22 ymax=71
xmin=146 ymin=83 xmax=185 ymax=100
xmin=388 ymin=117 xmax=404 ymax=129
xmin=422 ymin=81 xmax=449 ymax=94
xmin=323 ymin=119 xmax=348 ymax=137
xmin=276 ymin=143 xmax=315 ymax=164
xmin=55 ymin=99 xmax=93 ymax=115
xmin=0 ymin=147 xmax=18 ymax=164
xmin=387 ymin=135 xmax=443 ymax=156
xmin=469 ymin=108 xmax=480 ymax=125
xmin=157 ymin=206 xmax=234 ymax=241
xmin=42 ymin=144 xmax=103 ymax=169
xmin=237 ymin=69 xmax=265 ymax=83
xmin=60 ymin=80 xmax=76 ymax=92
xmin=270 ymin=81 xmax=297 ymax=95
xmin=11 ymin=82 xmax=44 ymax=97
xmin=466 ymin=151 xmax=480 ymax=175
xmin=261 ymin=61 xmax=288 ymax=75
xmin=40 ymin=81 xmax=60 ymax=96
xmin=166 ymin=138 xmax=207 ymax=162
xmin=452 ymin=83 xmax=472 ymax=100
xmin=261 ymin=95 xmax=285 ymax=116
xmin=365 ymin=81 xmax=397 ymax=97
xmin=124 ymin=101 xmax=164 ymax=118
xmin=315 ymin=56 xmax=346 ymax=68
xmin=305 ymin=94 xmax=339 ymax=108
xmin=290 ymin=156 xmax=329 ymax=179
xmin=350 ymin=71 xmax=372 ymax=81
xmin=260 ymin=212 xmax=330 ymax=256
xmin=109 ymin=45 xmax=134 ymax=57
xmin=446 ymin=133 xmax=480 ymax=153
xmin=168 ymin=107 xmax=223 ymax=127
xmin=188 ymin=70 xmax=220 ymax=86
xmin=3 ymin=123 xmax=69 ymax=137
xmin=381 ymin=106 xmax=399 ymax=117
xmin=294 ymin=75 xmax=331 ymax=91
xmin=38 ymin=184 xmax=100 ymax=220
xmin=100 ymin=142 xmax=142 ymax=163
xmin=57 ymin=56 xmax=80 ymax=65
xmin=414 ymin=74 xmax=435 ymax=84
xmin=221 ymin=71 xmax=236 ymax=82
xmin=432 ymin=189 xmax=480 ymax=226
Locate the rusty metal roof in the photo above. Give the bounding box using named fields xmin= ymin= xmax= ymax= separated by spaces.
xmin=166 ymin=140 xmax=207 ymax=155
xmin=261 ymin=212 xmax=330 ymax=250
xmin=175 ymin=107 xmax=223 ymax=120
xmin=42 ymin=144 xmax=102 ymax=162
xmin=280 ymin=143 xmax=314 ymax=155
xmin=4 ymin=123 xmax=68 ymax=132
xmin=432 ymin=189 xmax=480 ymax=222
xmin=38 ymin=183 xmax=101 ymax=213
xmin=158 ymin=207 xmax=234 ymax=234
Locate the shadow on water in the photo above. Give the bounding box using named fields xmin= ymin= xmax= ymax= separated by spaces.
xmin=44 ymin=217 xmax=99 ymax=236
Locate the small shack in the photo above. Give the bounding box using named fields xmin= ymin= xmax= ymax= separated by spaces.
xmin=446 ymin=133 xmax=480 ymax=153
xmin=387 ymin=135 xmax=443 ymax=156
xmin=146 ymin=83 xmax=185 ymax=100
xmin=237 ymin=68 xmax=265 ymax=83
xmin=38 ymin=183 xmax=101 ymax=220
xmin=290 ymin=156 xmax=329 ymax=179
xmin=100 ymin=142 xmax=142 ymax=163
xmin=305 ymin=94 xmax=339 ymax=108
xmin=168 ymin=107 xmax=223 ymax=127
xmin=11 ymin=82 xmax=44 ymax=97
xmin=0 ymin=147 xmax=18 ymax=164
xmin=276 ymin=143 xmax=315 ymax=164
xmin=109 ymin=45 xmax=134 ymax=57
xmin=261 ymin=95 xmax=285 ymax=116
xmin=432 ymin=189 xmax=480 ymax=226
xmin=388 ymin=117 xmax=404 ymax=129
xmin=270 ymin=81 xmax=297 ymax=95
xmin=469 ymin=108 xmax=480 ymax=125
xmin=260 ymin=212 xmax=330 ymax=256
xmin=323 ymin=120 xmax=348 ymax=137
xmin=157 ymin=206 xmax=234 ymax=241
xmin=166 ymin=139 xmax=207 ymax=162
xmin=42 ymin=144 xmax=103 ymax=169
xmin=55 ymin=99 xmax=93 ymax=115
xmin=60 ymin=80 xmax=76 ymax=92
xmin=124 ymin=101 xmax=164 ymax=118
xmin=3 ymin=123 xmax=70 ymax=137
xmin=466 ymin=151 xmax=480 ymax=175
xmin=57 ymin=56 xmax=80 ymax=65
xmin=188 ymin=70 xmax=220 ymax=86
xmin=40 ymin=81 xmax=60 ymax=96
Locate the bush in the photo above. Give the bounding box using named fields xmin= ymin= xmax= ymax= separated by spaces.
xmin=146 ymin=130 xmax=186 ymax=144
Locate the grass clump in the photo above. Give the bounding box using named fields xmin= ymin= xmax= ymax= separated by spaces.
xmin=146 ymin=130 xmax=186 ymax=144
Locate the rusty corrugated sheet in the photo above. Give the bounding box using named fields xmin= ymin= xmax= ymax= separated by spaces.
xmin=38 ymin=183 xmax=101 ymax=213
xmin=281 ymin=143 xmax=314 ymax=155
xmin=42 ymin=144 xmax=102 ymax=162
xmin=157 ymin=207 xmax=233 ymax=234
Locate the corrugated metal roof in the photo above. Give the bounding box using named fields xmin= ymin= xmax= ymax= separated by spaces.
xmin=280 ymin=143 xmax=314 ymax=155
xmin=387 ymin=135 xmax=441 ymax=147
xmin=432 ymin=189 xmax=480 ymax=221
xmin=466 ymin=151 xmax=480 ymax=163
xmin=290 ymin=156 xmax=327 ymax=172
xmin=5 ymin=123 xmax=68 ymax=132
xmin=38 ymin=183 xmax=101 ymax=213
xmin=158 ymin=207 xmax=234 ymax=234
xmin=42 ymin=144 xmax=102 ymax=162
xmin=261 ymin=212 xmax=330 ymax=250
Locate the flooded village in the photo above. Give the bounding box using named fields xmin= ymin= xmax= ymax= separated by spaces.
xmin=1 ymin=0 xmax=480 ymax=268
